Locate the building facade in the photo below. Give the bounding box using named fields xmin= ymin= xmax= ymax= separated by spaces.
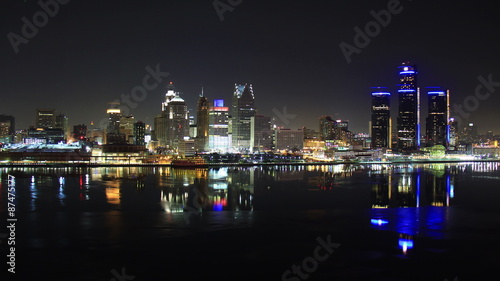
xmin=425 ymin=88 xmax=450 ymax=147
xmin=231 ymin=83 xmax=255 ymax=152
xmin=396 ymin=62 xmax=420 ymax=151
xmin=370 ymin=88 xmax=391 ymax=149
xmin=208 ymin=100 xmax=230 ymax=152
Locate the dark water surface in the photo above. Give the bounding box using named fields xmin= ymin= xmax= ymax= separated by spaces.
xmin=1 ymin=163 xmax=499 ymax=280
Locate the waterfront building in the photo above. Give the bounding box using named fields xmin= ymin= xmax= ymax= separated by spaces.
xmin=396 ymin=62 xmax=420 ymax=151
xmin=274 ymin=128 xmax=304 ymax=151
xmin=208 ymin=99 xmax=230 ymax=152
xmin=231 ymin=83 xmax=255 ymax=152
xmin=251 ymin=115 xmax=273 ymax=152
xmin=370 ymin=88 xmax=391 ymax=149
xmin=425 ymin=88 xmax=450 ymax=147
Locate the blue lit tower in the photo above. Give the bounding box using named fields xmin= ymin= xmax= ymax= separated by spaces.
xmin=425 ymin=87 xmax=450 ymax=147
xmin=397 ymin=62 xmax=420 ymax=151
xmin=370 ymin=87 xmax=391 ymax=149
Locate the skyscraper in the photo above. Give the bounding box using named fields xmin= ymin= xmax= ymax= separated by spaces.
xmin=35 ymin=109 xmax=56 ymax=129
xmin=370 ymin=88 xmax=391 ymax=149
xmin=251 ymin=115 xmax=273 ymax=152
xmin=154 ymin=82 xmax=188 ymax=149
xmin=134 ymin=121 xmax=146 ymax=146
xmin=0 ymin=114 xmax=15 ymax=135
xmin=396 ymin=62 xmax=420 ymax=151
xmin=106 ymin=103 xmax=125 ymax=144
xmin=231 ymin=83 xmax=255 ymax=151
xmin=165 ymin=94 xmax=189 ymax=149
xmin=208 ymin=99 xmax=230 ymax=151
xmin=425 ymin=88 xmax=449 ymax=147
xmin=120 ymin=115 xmax=136 ymax=144
xmin=55 ymin=114 xmax=69 ymax=140
xmin=196 ymin=89 xmax=209 ymax=152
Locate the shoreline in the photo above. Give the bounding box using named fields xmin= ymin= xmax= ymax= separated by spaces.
xmin=0 ymin=158 xmax=499 ymax=168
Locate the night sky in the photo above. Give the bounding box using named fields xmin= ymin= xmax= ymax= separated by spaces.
xmin=2 ymin=0 xmax=499 ymax=134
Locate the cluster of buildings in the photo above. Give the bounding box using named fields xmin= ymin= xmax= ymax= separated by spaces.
xmin=1 ymin=62 xmax=499 ymax=162
xmin=368 ymin=62 xmax=498 ymax=155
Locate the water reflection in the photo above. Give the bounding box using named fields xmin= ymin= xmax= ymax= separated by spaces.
xmin=1 ymin=162 xmax=499 ymax=215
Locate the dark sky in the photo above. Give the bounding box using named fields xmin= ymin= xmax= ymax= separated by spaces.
xmin=1 ymin=0 xmax=499 ymax=134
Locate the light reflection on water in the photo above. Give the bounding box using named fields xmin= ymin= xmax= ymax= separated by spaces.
xmin=1 ymin=163 xmax=499 ymax=240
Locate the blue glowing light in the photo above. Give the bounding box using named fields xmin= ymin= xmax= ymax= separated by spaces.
xmin=398 ymin=238 xmax=414 ymax=249
xmin=416 ymin=173 xmax=421 ymax=208
xmin=398 ymin=89 xmax=416 ymax=93
xmin=213 ymin=203 xmax=223 ymax=211
xmin=399 ymin=71 xmax=415 ymax=74
xmin=428 ymin=91 xmax=445 ymax=95
xmin=214 ymin=99 xmax=224 ymax=107
xmin=371 ymin=219 xmax=389 ymax=225
xmin=372 ymin=92 xmax=391 ymax=96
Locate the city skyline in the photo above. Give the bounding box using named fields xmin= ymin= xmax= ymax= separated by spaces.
xmin=1 ymin=0 xmax=499 ymax=133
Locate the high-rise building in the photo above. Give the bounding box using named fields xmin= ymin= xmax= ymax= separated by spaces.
xmin=120 ymin=115 xmax=135 ymax=144
xmin=319 ymin=116 xmax=353 ymax=147
xmin=35 ymin=109 xmax=56 ymax=129
xmin=55 ymin=114 xmax=69 ymax=140
xmin=396 ymin=62 xmax=420 ymax=151
xmin=448 ymin=118 xmax=458 ymax=148
xmin=134 ymin=121 xmax=146 ymax=146
xmin=425 ymin=88 xmax=450 ymax=147
xmin=165 ymin=94 xmax=189 ymax=149
xmin=461 ymin=122 xmax=477 ymax=144
xmin=106 ymin=104 xmax=125 ymax=144
xmin=251 ymin=115 xmax=273 ymax=152
xmin=231 ymin=83 xmax=255 ymax=152
xmin=208 ymin=99 xmax=230 ymax=151
xmin=196 ymin=90 xmax=209 ymax=151
xmin=319 ymin=116 xmax=335 ymax=141
xmin=0 ymin=115 xmax=15 ymax=143
xmin=370 ymin=88 xmax=391 ymax=149
xmin=154 ymin=113 xmax=167 ymax=146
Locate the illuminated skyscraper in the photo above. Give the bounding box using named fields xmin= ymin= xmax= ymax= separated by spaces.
xmin=165 ymin=94 xmax=189 ymax=149
xmin=162 ymin=82 xmax=177 ymax=111
xmin=106 ymin=104 xmax=125 ymax=144
xmin=208 ymin=99 xmax=230 ymax=151
xmin=397 ymin=62 xmax=420 ymax=151
xmin=134 ymin=121 xmax=146 ymax=146
xmin=370 ymin=88 xmax=391 ymax=149
xmin=231 ymin=83 xmax=255 ymax=151
xmin=425 ymin=88 xmax=450 ymax=147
